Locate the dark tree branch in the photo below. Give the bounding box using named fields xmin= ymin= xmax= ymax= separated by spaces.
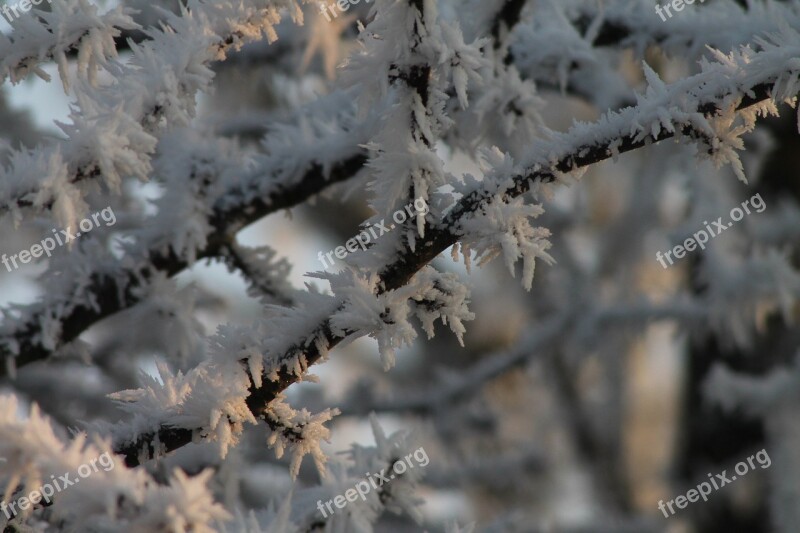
xmin=1 ymin=153 xmax=367 ymax=377
xmin=112 ymin=64 xmax=788 ymax=465
xmin=220 ymin=242 xmax=295 ymax=307
xmin=1 ymin=5 xmax=299 ymax=216
xmin=491 ymin=0 xmax=528 ymax=46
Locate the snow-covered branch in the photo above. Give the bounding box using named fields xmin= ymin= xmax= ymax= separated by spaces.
xmin=0 ymin=0 xmax=303 ymax=224
xmin=0 ymin=0 xmax=137 ymax=87
xmin=0 ymin=141 xmax=367 ymax=377
xmin=0 ymin=395 xmax=228 ymax=531
xmin=100 ymin=23 xmax=800 ymax=471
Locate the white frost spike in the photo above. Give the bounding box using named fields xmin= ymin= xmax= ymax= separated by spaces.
xmin=349 ymin=414 xmax=427 ymax=522
xmin=264 ymin=394 xmax=339 ymax=479
xmin=0 ymin=0 xmax=137 ymax=88
xmin=411 ymin=268 xmax=475 ymax=345
xmin=242 ymin=491 xmax=298 ymax=533
xmin=460 ymin=196 xmax=554 ymax=291
xmin=34 ymin=149 xmax=86 ymax=235
xmin=0 ymin=395 xmax=228 ymax=529
xmin=704 ymin=102 xmax=751 ymax=184
xmin=438 ymin=20 xmax=491 ymax=109
xmin=446 ymin=522 xmax=477 ymax=533
xmin=367 ymin=415 xmax=389 ymax=455
xmin=328 ymin=270 xmax=417 ymax=371
xmin=107 ymin=358 xmax=256 ymax=460
xmin=109 ymin=360 xmax=192 ymax=409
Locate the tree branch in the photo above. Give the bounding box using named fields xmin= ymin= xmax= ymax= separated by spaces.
xmin=1 ymin=1 xmax=303 ymax=216
xmin=0 ymin=152 xmax=367 ymax=377
xmin=111 ymin=49 xmax=795 ymax=465
xmin=337 ymin=299 xmax=707 ymax=416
